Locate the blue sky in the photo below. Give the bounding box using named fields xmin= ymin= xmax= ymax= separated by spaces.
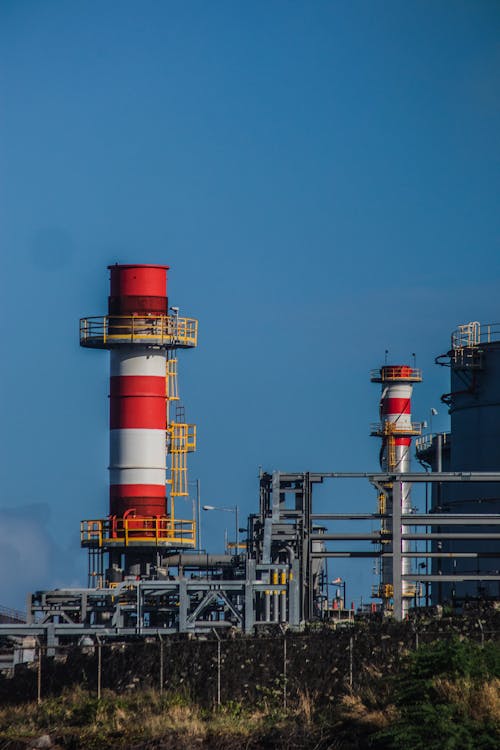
xmin=1 ymin=1 xmax=499 ymax=609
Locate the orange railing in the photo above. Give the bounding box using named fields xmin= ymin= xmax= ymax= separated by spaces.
xmin=370 ymin=366 xmax=422 ymax=383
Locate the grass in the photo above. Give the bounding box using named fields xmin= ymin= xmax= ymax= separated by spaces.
xmin=0 ymin=638 xmax=499 ymax=749
xmin=0 ymin=688 xmax=282 ymax=749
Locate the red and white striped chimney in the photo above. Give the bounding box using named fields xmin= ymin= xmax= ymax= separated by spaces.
xmin=371 ymin=365 xmax=422 ymax=616
xmin=379 ymin=366 xmax=415 ymax=471
xmin=108 ymin=264 xmax=169 ymax=520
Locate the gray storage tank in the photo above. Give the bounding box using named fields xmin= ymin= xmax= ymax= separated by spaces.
xmin=436 ymin=321 xmax=500 ymax=602
xmin=415 ymin=432 xmax=451 ymax=604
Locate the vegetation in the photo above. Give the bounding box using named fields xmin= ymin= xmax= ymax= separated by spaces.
xmin=373 ymin=637 xmax=500 ymax=750
xmin=0 ymin=637 xmax=498 ymax=749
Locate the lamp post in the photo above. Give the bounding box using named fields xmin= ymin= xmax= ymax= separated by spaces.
xmin=332 ymin=577 xmax=346 ymax=610
xmin=202 ymin=505 xmax=239 ymax=553
xmin=188 ymin=479 xmax=202 ymax=550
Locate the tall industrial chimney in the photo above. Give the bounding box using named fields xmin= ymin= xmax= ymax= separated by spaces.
xmin=371 ymin=365 xmax=422 ymax=615
xmin=80 ymin=264 xmax=198 ymax=584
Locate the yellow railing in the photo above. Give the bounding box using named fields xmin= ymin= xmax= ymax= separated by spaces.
xmin=169 ymin=423 xmax=196 ymax=453
xmin=370 ymin=367 xmax=422 ymax=383
xmin=403 ymin=584 xmax=422 ymax=599
xmin=80 ymin=516 xmax=196 ymax=547
xmin=371 ymin=583 xmax=394 ymax=600
xmin=372 ymin=583 xmax=421 ymax=601
xmin=166 ymin=357 xmax=180 ymax=400
xmin=167 ymin=423 xmax=196 ymax=500
xmin=80 ymin=315 xmax=198 ymax=348
xmin=370 ymin=422 xmax=423 ymax=437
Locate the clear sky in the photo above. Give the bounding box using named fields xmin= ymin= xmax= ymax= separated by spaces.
xmin=1 ymin=1 xmax=499 ymax=610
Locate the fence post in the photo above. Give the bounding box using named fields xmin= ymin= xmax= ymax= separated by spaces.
xmin=279 ymin=624 xmax=287 ymax=711
xmin=36 ymin=639 xmax=42 ymax=704
xmin=283 ymin=632 xmax=287 ymax=711
xmin=159 ymin=635 xmax=164 ymax=695
xmin=212 ymin=629 xmax=221 ymax=706
xmin=96 ymin=636 xmax=102 ymax=700
xmin=478 ymin=619 xmax=484 ymax=647
xmin=349 ymin=636 xmax=353 ymax=690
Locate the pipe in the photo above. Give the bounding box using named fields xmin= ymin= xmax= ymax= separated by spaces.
xmin=165 ymin=554 xmax=235 ymax=567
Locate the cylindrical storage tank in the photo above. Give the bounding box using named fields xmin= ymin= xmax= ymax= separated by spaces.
xmin=441 ymin=326 xmax=500 ymax=602
xmin=415 ymin=432 xmax=452 ymax=604
xmin=107 ymin=265 xmax=169 ymax=520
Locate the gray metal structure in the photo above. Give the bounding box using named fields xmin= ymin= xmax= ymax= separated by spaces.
xmin=4 ymin=293 xmax=500 ymax=665
xmin=311 ymin=471 xmax=500 ymax=619
xmin=2 ymin=470 xmax=500 ymax=658
xmin=432 ymin=322 xmax=500 ymax=603
xmin=416 ymin=432 xmax=452 ymax=602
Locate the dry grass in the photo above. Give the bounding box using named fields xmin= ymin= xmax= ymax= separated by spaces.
xmin=133 ymin=702 xmax=206 ymax=739
xmin=295 ymin=688 xmax=320 ymax=725
xmin=434 ymin=677 xmax=500 ymax=725
xmin=340 ymin=692 xmax=398 ymax=730
xmin=0 ymin=687 xmax=264 ymax=747
xmin=3 ymin=675 xmax=496 ymax=749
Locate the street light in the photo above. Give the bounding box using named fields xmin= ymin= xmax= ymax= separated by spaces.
xmin=202 ymin=505 xmax=240 ymax=553
xmin=188 ymin=479 xmax=202 ymax=549
xmin=332 ymin=577 xmax=346 ymax=610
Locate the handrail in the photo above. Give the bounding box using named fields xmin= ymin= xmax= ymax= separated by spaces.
xmin=80 ymin=314 xmax=198 ymax=349
xmin=415 ymin=432 xmax=450 ymax=453
xmin=370 ymin=422 xmax=423 ymax=436
xmin=451 ymin=322 xmax=500 ymax=350
xmin=370 ymin=367 xmax=422 ymax=382
xmin=0 ymin=605 xmax=26 ymax=623
xmin=81 ymin=516 xmax=196 ymax=547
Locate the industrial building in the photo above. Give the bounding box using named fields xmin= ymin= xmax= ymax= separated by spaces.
xmin=416 ymin=322 xmax=500 ymax=603
xmin=1 ymin=263 xmax=500 ymax=655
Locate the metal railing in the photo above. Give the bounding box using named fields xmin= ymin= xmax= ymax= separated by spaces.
xmin=169 ymin=423 xmax=197 ymax=453
xmin=80 ymin=315 xmax=198 ymax=348
xmin=370 ymin=422 xmax=423 ymax=437
xmin=370 ymin=366 xmax=422 ymax=382
xmin=415 ymin=432 xmax=450 ymax=454
xmin=81 ymin=517 xmax=196 ymax=547
xmin=0 ymin=605 xmax=26 ymax=623
xmin=451 ymin=322 xmax=500 ymax=350
xmin=167 ymin=423 xmax=197 ymax=499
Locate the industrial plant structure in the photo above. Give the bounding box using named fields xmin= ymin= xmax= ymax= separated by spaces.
xmin=370 ymin=365 xmax=422 ymax=616
xmin=1 ymin=264 xmax=500 ymax=656
xmin=79 ymin=263 xmax=198 ymax=586
xmin=416 ymin=322 xmax=500 ymax=604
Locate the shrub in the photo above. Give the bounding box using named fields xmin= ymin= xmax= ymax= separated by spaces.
xmin=374 ymin=638 xmax=500 ymax=750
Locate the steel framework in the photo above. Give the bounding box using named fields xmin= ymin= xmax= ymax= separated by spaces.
xmin=1 ymin=471 xmax=500 ymax=657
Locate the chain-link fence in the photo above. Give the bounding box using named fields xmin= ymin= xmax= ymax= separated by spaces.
xmin=1 ymin=614 xmax=499 ymax=706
